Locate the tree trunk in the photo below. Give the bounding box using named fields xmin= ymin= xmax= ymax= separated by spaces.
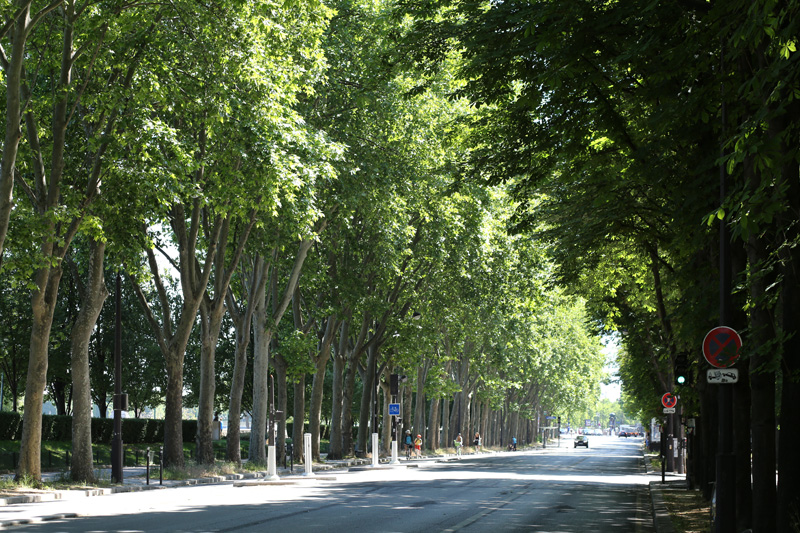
xmin=0 ymin=2 xmax=31 ymax=259
xmin=274 ymin=355 xmax=288 ymax=462
xmin=381 ymin=378 xmax=391 ymax=454
xmin=70 ymin=239 xmax=108 ymax=483
xmin=327 ymin=320 xmax=348 ymax=459
xmin=441 ymin=396 xmax=449 ymax=448
xmin=292 ymin=377 xmax=306 ymax=462
xmin=414 ymin=363 xmax=427 ymax=449
xmin=357 ymin=346 xmax=377 ymax=454
xmin=341 ymin=352 xmax=358 ymax=456
xmin=16 ymin=265 xmax=63 ymax=481
xmin=196 ymin=299 xmax=225 ymax=465
xmin=427 ymin=397 xmax=440 ymax=450
xmin=249 ymin=285 xmax=271 ymax=464
xmin=403 ymin=379 xmax=413 ymax=442
xmin=481 ymin=400 xmax=490 ymax=447
xmin=226 ymin=327 xmax=249 ymax=464
xmin=310 ymin=316 xmax=337 ymax=460
xmin=226 ymin=256 xmax=267 ymax=463
xmin=776 ymin=114 xmax=800 ymax=531
xmin=163 ymin=346 xmax=186 ymax=469
xmin=747 ymin=231 xmax=777 ymax=532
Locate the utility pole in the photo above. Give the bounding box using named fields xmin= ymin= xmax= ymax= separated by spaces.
xmin=715 ymin=43 xmax=736 ymax=532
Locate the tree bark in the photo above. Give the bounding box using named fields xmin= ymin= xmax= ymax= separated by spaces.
xmin=0 ymin=1 xmax=32 ymax=259
xmin=427 ymin=397 xmax=440 ymax=450
xmin=195 ymin=298 xmax=225 ymax=465
xmin=342 ymin=348 xmax=359 ymax=456
xmin=251 ymin=237 xmax=316 ymax=463
xmin=327 ymin=319 xmax=348 ymax=459
xmin=414 ymin=362 xmax=427 ymax=449
xmin=357 ymin=345 xmax=377 ymax=454
xmin=747 ymin=231 xmax=776 ymax=533
xmin=248 ymin=277 xmax=271 ymax=464
xmin=225 ymin=255 xmax=268 ymax=464
xmin=69 ymin=239 xmax=107 ymax=483
xmin=776 ymin=102 xmax=800 ymax=532
xmin=273 ymin=355 xmax=288 ymax=462
xmin=292 ymin=377 xmax=306 ymax=462
xmin=310 ymin=315 xmax=338 ymax=460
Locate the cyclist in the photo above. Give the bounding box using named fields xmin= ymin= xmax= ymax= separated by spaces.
xmin=403 ymin=430 xmax=414 ymax=459
xmin=414 ymin=434 xmax=423 ymax=458
xmin=454 ymin=433 xmax=463 ymax=458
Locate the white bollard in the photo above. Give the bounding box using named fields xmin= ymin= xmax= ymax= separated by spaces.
xmin=303 ymin=433 xmax=314 ymax=476
xmin=267 ymin=445 xmax=279 ymax=481
xmin=371 ymin=433 xmax=379 ymax=467
xmin=390 ymin=440 xmax=399 ymax=464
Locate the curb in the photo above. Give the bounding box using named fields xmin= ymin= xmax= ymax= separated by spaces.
xmin=644 ymin=453 xmax=679 ymax=533
xmin=0 ymin=512 xmax=79 ymax=528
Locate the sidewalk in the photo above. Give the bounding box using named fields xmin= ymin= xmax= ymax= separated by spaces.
xmin=644 ymin=453 xmax=687 ymax=533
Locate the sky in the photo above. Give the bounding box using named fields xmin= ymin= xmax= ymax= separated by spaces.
xmin=600 ymin=334 xmax=621 ymax=402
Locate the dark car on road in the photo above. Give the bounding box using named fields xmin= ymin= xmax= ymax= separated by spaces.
xmin=574 ymin=435 xmax=589 ymax=448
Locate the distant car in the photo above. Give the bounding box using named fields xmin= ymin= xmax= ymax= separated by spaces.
xmin=619 ymin=431 xmax=628 ymax=438
xmin=574 ymin=435 xmax=589 ymax=448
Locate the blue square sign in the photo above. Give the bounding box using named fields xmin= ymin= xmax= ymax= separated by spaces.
xmin=389 ymin=403 xmax=400 ymax=416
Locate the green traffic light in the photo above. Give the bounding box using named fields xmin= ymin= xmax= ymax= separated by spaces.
xmin=677 ymin=375 xmax=686 ymax=385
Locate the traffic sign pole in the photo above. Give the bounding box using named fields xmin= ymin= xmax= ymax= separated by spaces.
xmin=716 ymin=121 xmax=737 ymax=533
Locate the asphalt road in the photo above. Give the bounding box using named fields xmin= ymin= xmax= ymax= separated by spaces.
xmin=4 ymin=435 xmax=653 ymax=532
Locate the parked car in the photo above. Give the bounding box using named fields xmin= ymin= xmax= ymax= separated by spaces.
xmin=574 ymin=435 xmax=589 ymax=448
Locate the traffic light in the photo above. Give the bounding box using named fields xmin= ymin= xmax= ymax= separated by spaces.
xmin=675 ymin=353 xmax=690 ymax=386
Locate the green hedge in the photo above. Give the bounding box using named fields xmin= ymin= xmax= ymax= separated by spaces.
xmin=0 ymin=411 xmax=22 ymax=440
xmin=0 ymin=411 xmax=195 ymax=444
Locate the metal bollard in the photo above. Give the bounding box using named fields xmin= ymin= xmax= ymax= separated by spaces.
xmin=285 ymin=442 xmax=294 ymax=472
xmin=159 ymin=446 xmax=163 ymax=485
xmin=303 ymin=433 xmax=313 ymax=476
xmin=146 ymin=447 xmax=150 ymax=485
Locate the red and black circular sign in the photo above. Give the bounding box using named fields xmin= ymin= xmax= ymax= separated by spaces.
xmin=661 ymin=392 xmax=677 ymax=409
xmin=703 ymin=326 xmax=742 ymax=369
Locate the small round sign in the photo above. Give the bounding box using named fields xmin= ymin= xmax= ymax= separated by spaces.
xmin=703 ymin=326 xmax=742 ymax=368
xmin=661 ymin=393 xmax=677 ymax=409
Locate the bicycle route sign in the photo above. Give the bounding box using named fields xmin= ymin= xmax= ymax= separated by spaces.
xmin=389 ymin=403 xmax=400 ymax=416
xmin=703 ymin=326 xmax=742 ymax=369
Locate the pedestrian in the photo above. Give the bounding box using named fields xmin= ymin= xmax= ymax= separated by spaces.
xmin=414 ymin=434 xmax=423 ymax=458
xmin=454 ymin=433 xmax=463 ymax=458
xmin=404 ymin=430 xmax=414 ymax=458
xmin=512 ymin=436 xmax=517 ymax=451
xmin=473 ymin=431 xmax=481 ymax=452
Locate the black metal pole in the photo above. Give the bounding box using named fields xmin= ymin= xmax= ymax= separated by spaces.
xmin=111 ymin=274 xmax=123 ymax=483
xmin=372 ymin=361 xmax=378 ymax=452
xmin=715 ymin=42 xmax=736 ymax=533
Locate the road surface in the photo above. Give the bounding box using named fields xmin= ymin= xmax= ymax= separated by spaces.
xmin=4 ymin=435 xmax=652 ymax=532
